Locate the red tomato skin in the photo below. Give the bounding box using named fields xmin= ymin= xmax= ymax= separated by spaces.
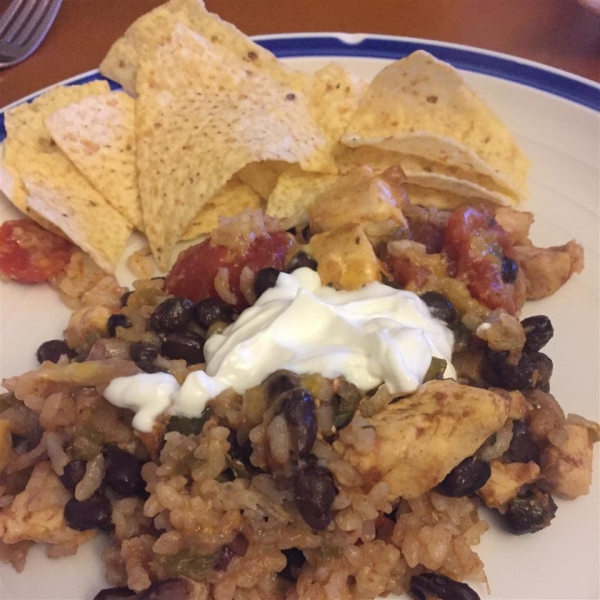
xmin=0 ymin=219 xmax=73 ymax=284
xmin=165 ymin=232 xmax=293 ymax=311
xmin=443 ymin=206 xmax=520 ymax=314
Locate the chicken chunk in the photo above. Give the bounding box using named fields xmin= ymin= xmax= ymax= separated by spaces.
xmin=541 ymin=423 xmax=594 ymax=499
xmin=514 ymin=240 xmax=584 ymax=300
xmin=341 ymin=380 xmax=509 ymax=499
xmin=494 ymin=206 xmax=534 ymax=245
xmin=0 ymin=462 xmax=94 ymax=546
xmin=308 ymin=165 xmax=407 ymax=233
xmin=63 ymin=304 xmax=112 ymax=350
xmin=309 ymin=223 xmax=382 ymax=290
xmin=478 ymin=460 xmax=540 ymax=509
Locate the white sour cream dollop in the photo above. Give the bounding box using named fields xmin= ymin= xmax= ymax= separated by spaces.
xmin=105 ymin=268 xmax=456 ymax=431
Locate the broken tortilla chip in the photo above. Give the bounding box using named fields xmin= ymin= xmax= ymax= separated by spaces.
xmin=136 ymin=24 xmax=332 ymax=270
xmin=100 ymin=0 xmax=309 ymax=96
xmin=4 ymin=82 xmax=132 ymax=272
xmin=45 ymin=91 xmax=143 ymax=231
xmin=182 ymin=179 xmax=262 ymax=240
xmin=342 ymin=50 xmax=529 ymax=199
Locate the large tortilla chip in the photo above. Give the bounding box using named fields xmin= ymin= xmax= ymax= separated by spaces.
xmin=136 ymin=25 xmax=332 ymax=270
xmin=100 ymin=0 xmax=308 ymax=96
xmin=336 ymin=145 xmax=515 ymax=206
xmin=309 ymin=63 xmax=367 ymax=154
xmin=45 ymin=92 xmax=143 ymax=231
xmin=4 ymin=83 xmax=132 ymax=272
xmin=342 ymin=51 xmax=529 ymax=199
xmin=182 ymin=179 xmax=262 ymax=240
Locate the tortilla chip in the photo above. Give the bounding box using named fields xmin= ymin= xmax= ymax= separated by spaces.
xmin=4 ymin=83 xmax=132 ymax=272
xmin=136 ymin=25 xmax=332 ymax=269
xmin=237 ymin=161 xmax=289 ymax=199
xmin=342 ymin=50 xmax=529 ymax=199
xmin=24 ymin=175 xmax=133 ymax=273
xmin=266 ymin=167 xmax=339 ymax=227
xmin=336 ymin=145 xmax=515 ymax=206
xmin=181 ymin=179 xmax=262 ymax=240
xmin=404 ymin=184 xmax=476 ymax=210
xmin=45 ymin=92 xmax=143 ymax=231
xmin=309 ymin=63 xmax=367 ymax=153
xmin=100 ymin=0 xmax=309 ymax=96
xmin=0 ymin=156 xmax=59 ymax=231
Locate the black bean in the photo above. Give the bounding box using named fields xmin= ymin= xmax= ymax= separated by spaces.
xmin=161 ymin=331 xmax=205 ymax=364
xmin=279 ymin=388 xmax=317 ymax=458
xmin=451 ymin=321 xmax=473 ymax=353
xmin=501 ymin=256 xmax=519 ymax=283
xmin=331 ymin=380 xmax=361 ymax=430
xmin=437 ymin=456 xmax=491 ymax=497
xmin=214 ymin=546 xmax=235 ymax=572
xmin=486 ymin=350 xmax=533 ymax=391
xmin=294 ymin=464 xmax=337 ymax=530
xmin=194 ymin=297 xmax=235 ymax=329
xmin=64 ymin=493 xmax=112 ymax=531
xmin=130 ymin=341 xmax=159 ymax=364
xmin=103 ymin=445 xmax=145 ymax=497
xmin=529 ymin=351 xmax=553 ymax=390
xmin=278 ymin=547 xmax=306 ymax=582
xmin=120 ymin=290 xmax=133 ymax=308
xmin=93 ymin=587 xmax=137 ymax=600
xmin=36 ymin=339 xmax=75 ymax=364
xmin=148 ymin=297 xmax=194 ymax=333
xmin=504 ymin=420 xmax=540 ymax=464
xmin=262 ymin=370 xmax=301 ymax=404
xmin=253 ymin=267 xmax=281 ymax=298
xmin=419 ymin=291 xmax=457 ymax=324
xmin=409 ymin=572 xmax=480 ymax=600
xmin=504 ymin=487 xmax=557 ymax=534
xmin=59 ymin=459 xmax=87 ymax=493
xmin=521 ymin=315 xmax=554 ymax=352
xmin=137 ymin=579 xmax=191 ymax=600
xmin=136 ymin=361 xmax=166 ymax=374
xmin=214 ymin=532 xmax=249 ymax=571
xmin=287 ymin=251 xmax=318 ymax=272
xmin=107 ymin=314 xmax=132 ymax=337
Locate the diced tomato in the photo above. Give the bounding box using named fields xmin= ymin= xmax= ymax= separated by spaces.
xmin=0 ymin=219 xmax=73 ymax=284
xmin=387 ymin=256 xmax=431 ymax=289
xmin=443 ymin=205 xmax=521 ymax=314
xmin=165 ymin=231 xmax=294 ymax=311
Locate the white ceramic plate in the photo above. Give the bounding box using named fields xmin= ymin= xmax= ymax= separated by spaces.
xmin=1 ymin=34 xmax=599 ymax=600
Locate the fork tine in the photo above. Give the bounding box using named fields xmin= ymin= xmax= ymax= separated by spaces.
xmin=13 ymin=0 xmax=61 ymax=57
xmin=0 ymin=0 xmax=28 ymax=37
xmin=12 ymin=0 xmax=51 ymax=45
xmin=3 ymin=0 xmax=38 ymax=44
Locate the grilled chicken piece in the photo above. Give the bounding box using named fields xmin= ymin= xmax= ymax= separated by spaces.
xmin=513 ymin=240 xmax=584 ymax=300
xmin=341 ymin=380 xmax=509 ymax=499
xmin=478 ymin=460 xmax=540 ymax=509
xmin=541 ymin=423 xmax=594 ymax=499
xmin=309 ymin=223 xmax=382 ymax=290
xmin=308 ymin=165 xmax=407 ymax=234
xmin=494 ymin=206 xmax=534 ymax=245
xmin=0 ymin=462 xmax=94 ymax=546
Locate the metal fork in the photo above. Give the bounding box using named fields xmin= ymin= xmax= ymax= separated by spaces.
xmin=0 ymin=0 xmax=63 ymax=69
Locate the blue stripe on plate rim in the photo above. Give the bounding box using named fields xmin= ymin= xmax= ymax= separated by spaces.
xmin=1 ymin=32 xmax=598 ymax=141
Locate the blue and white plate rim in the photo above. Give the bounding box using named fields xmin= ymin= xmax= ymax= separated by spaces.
xmin=0 ymin=32 xmax=598 ymax=138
